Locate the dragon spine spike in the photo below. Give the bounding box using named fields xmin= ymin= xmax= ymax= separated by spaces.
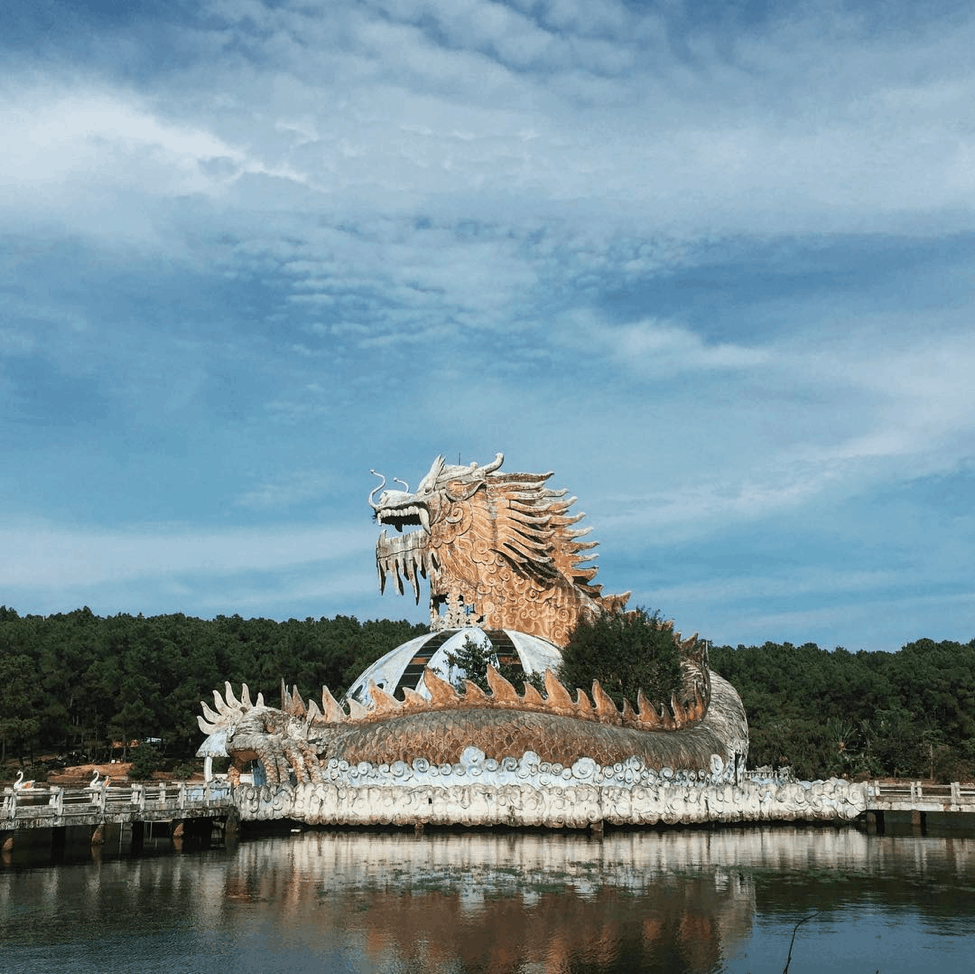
xmin=197 ymin=715 xmax=216 ymax=735
xmin=280 ymin=678 xmax=288 ymax=710
xmin=591 ymin=680 xmax=620 ymax=721
xmin=368 ymin=681 xmax=402 ymax=714
xmin=573 ymin=688 xmax=595 ymax=720
xmin=213 ymin=688 xmax=233 ymax=717
xmin=520 ymin=681 xmax=545 ymax=708
xmin=201 ymin=700 xmax=222 ymax=725
xmin=462 ymin=680 xmax=490 ymax=704
xmin=621 ymin=697 xmax=637 ymax=722
xmin=401 ymin=686 xmax=427 ymax=710
xmin=680 ymin=633 xmax=699 ymax=651
xmin=422 ymin=667 xmax=459 ymax=707
xmin=240 ymin=684 xmax=253 ymax=709
xmin=224 ymin=683 xmax=241 ymax=709
xmin=347 ymin=697 xmax=369 ymax=719
xmin=256 ymin=691 xmax=265 ymax=708
xmin=485 ymin=664 xmax=518 ymax=704
xmin=287 ymin=685 xmax=307 ymax=718
xmin=543 ymin=669 xmax=576 ymax=713
xmin=636 ymin=688 xmax=661 ymax=727
xmin=321 ymin=686 xmax=346 ymax=723
xmin=671 ymin=694 xmax=687 ymax=728
xmin=306 ymin=699 xmax=322 ymax=723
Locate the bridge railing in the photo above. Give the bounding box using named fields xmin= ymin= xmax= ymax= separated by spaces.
xmin=2 ymin=781 xmax=232 ymax=825
xmin=867 ymin=780 xmax=975 ymax=806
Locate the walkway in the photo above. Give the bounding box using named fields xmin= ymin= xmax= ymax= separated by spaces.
xmin=2 ymin=781 xmax=233 ymax=831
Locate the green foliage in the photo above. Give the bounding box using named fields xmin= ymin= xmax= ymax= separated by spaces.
xmin=2 ymin=601 xmax=972 ymax=781
xmin=170 ymin=761 xmax=196 ymax=781
xmin=445 ymin=636 xmax=545 ymax=695
xmin=0 ymin=607 xmax=425 ymax=762
xmin=558 ymin=607 xmax=683 ymax=707
xmin=128 ymin=744 xmax=161 ymax=781
xmin=709 ymin=637 xmax=975 ymax=781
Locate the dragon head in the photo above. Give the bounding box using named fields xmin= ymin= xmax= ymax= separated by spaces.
xmin=370 ymin=453 xmax=629 ymax=646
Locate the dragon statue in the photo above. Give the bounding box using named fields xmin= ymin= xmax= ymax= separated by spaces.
xmin=369 ymin=453 xmax=630 ymax=646
xmin=197 ymin=453 xmax=755 ymax=825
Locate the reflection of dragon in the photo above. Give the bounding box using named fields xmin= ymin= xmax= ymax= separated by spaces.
xmin=198 ymin=634 xmax=749 ymax=787
xmin=369 ymin=453 xmax=630 ymax=645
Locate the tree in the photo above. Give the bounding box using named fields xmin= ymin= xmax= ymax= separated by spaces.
xmin=558 ymin=607 xmax=683 ymax=707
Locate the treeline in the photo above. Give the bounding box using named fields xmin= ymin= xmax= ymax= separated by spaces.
xmin=0 ymin=606 xmax=425 ymax=766
xmin=709 ymin=638 xmax=975 ymax=782
xmin=1 ymin=605 xmax=972 ymax=782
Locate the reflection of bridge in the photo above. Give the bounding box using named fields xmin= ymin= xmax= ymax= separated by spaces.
xmin=2 ymin=781 xmax=234 ymax=851
xmin=866 ymin=780 xmax=975 ymax=831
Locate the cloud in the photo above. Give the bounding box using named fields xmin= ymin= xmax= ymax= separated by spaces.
xmin=234 ymin=472 xmax=337 ymax=510
xmin=2 ymin=0 xmax=974 ymax=652
xmin=600 ymin=320 xmax=771 ymax=373
xmin=1 ymin=520 xmax=372 ymax=589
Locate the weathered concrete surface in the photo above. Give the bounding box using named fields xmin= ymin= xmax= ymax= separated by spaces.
xmin=1 ymin=782 xmax=232 ymax=831
xmin=232 ymin=749 xmax=867 ymax=828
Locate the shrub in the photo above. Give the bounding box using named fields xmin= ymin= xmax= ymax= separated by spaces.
xmin=558 ymin=607 xmax=683 ymax=707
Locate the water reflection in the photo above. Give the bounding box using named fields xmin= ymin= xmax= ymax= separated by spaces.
xmin=225 ymin=831 xmax=756 ymax=973
xmin=2 ymin=828 xmax=974 ymax=973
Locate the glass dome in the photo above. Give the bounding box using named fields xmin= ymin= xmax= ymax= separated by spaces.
xmin=344 ymin=627 xmax=563 ymax=706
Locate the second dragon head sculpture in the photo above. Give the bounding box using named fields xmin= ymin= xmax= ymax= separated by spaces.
xmin=369 ymin=453 xmax=630 ymax=646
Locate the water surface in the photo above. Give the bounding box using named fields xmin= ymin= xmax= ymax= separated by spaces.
xmin=2 ymin=827 xmax=973 ymax=973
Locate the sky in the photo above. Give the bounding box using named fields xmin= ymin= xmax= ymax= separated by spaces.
xmin=2 ymin=0 xmax=974 ymax=653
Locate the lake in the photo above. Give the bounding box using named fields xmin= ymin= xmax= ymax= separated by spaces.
xmin=1 ymin=825 xmax=974 ymax=973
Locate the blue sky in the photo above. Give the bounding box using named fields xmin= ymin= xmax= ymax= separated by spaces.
xmin=2 ymin=0 xmax=973 ymax=651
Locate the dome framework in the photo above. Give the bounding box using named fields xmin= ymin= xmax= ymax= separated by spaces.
xmin=344 ymin=627 xmax=563 ymax=705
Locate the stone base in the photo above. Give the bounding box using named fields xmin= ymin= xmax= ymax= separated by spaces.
xmin=234 ymin=774 xmax=868 ymax=829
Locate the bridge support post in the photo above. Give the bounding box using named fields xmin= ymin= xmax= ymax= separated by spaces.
xmin=51 ymin=825 xmax=67 ymax=860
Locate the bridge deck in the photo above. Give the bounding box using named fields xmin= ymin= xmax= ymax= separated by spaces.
xmin=866 ymin=780 xmax=975 ymax=814
xmin=2 ymin=782 xmax=233 ymax=831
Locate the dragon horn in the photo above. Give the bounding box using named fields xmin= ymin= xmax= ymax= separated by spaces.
xmin=483 ymin=452 xmax=504 ymax=473
xmin=368 ymin=470 xmax=386 ymax=510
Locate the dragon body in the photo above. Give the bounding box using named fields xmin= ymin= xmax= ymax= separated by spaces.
xmin=198 ymin=636 xmax=749 ymax=787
